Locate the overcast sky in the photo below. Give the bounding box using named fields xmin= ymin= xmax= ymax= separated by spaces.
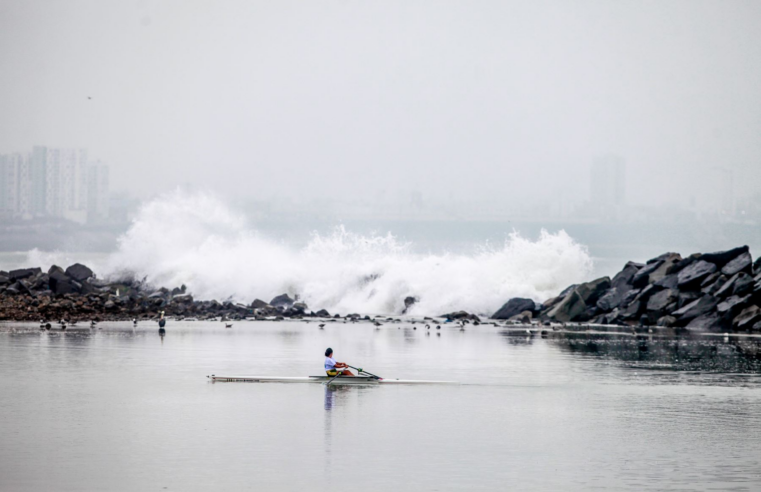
xmin=1 ymin=0 xmax=760 ymax=207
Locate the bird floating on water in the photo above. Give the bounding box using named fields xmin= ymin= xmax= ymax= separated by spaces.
xmin=225 ymin=323 xmax=233 ymax=328
xmin=319 ymin=324 xmax=325 ymax=329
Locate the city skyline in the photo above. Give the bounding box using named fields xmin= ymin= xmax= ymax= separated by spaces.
xmin=0 ymin=145 xmax=109 ymax=223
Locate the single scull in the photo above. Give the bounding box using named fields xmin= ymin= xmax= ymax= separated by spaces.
xmin=207 ymin=375 xmax=458 ymax=385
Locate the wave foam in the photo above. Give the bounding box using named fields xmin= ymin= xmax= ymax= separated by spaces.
xmin=30 ymin=191 xmax=594 ymax=316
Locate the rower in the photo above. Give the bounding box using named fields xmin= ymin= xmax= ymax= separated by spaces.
xmin=324 ymin=348 xmax=354 ymax=377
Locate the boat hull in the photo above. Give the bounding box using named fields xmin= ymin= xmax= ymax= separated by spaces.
xmin=207 ymin=375 xmax=457 ymax=385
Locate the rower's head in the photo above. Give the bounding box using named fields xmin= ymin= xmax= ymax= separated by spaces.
xmin=325 ymin=348 xmax=333 ymax=357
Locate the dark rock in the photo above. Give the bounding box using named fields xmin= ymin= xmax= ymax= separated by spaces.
xmin=632 ymin=261 xmax=663 ymax=288
xmin=621 ymin=288 xmax=641 ymax=307
xmin=620 ymin=299 xmax=643 ymax=320
xmin=0 ymin=275 xmax=9 ymax=285
xmin=654 ymin=274 xmax=679 ymax=290
xmin=493 ymin=298 xmax=536 ymax=319
xmin=65 ymin=263 xmax=94 ymax=282
xmin=633 ymin=284 xmax=660 ymax=304
xmin=444 ymin=310 xmax=479 ymax=321
xmin=701 ymin=274 xmax=726 ymax=296
xmin=172 ymin=294 xmax=194 ymax=303
xmin=657 ymin=315 xmax=677 ymax=327
xmin=575 ymin=277 xmax=611 ymax=306
xmin=721 ymin=251 xmax=752 ymax=276
xmin=614 ymin=263 xmax=642 ymax=287
xmin=754 ymin=257 xmax=761 ymax=275
xmin=716 ymin=295 xmax=750 ymax=317
xmin=251 ymin=299 xmax=270 ymax=309
xmin=47 ymin=265 xmax=65 ymax=276
xmin=648 ymin=253 xmax=682 ymax=284
xmin=30 ymin=274 xmax=49 ymax=291
xmin=732 ymin=273 xmax=755 ymax=297
xmin=715 ymin=273 xmax=741 ymax=298
xmin=315 ymin=309 xmax=330 ymax=317
xmin=9 ymin=268 xmax=41 ymax=281
xmin=673 ymin=295 xmax=719 ymax=324
xmin=700 ymin=272 xmax=722 ymax=288
xmin=686 ymin=313 xmax=728 ymax=332
xmin=545 ymin=290 xmax=586 ymax=322
xmin=402 ymin=296 xmax=418 ymax=314
xmin=541 ymin=296 xmax=563 ymax=311
xmin=733 ymin=305 xmax=761 ymax=331
xmin=596 ymin=289 xmax=622 ymax=312
xmin=677 ymin=260 xmax=717 ymax=290
xmin=702 ymin=246 xmax=749 ymax=268
xmin=646 ymin=289 xmax=677 ymax=313
xmin=48 ymin=271 xmax=78 ymax=295
xmin=270 ymin=293 xmax=294 ymax=308
xmin=670 ymin=254 xmax=701 ymax=275
xmin=677 ymin=291 xmax=700 ymax=309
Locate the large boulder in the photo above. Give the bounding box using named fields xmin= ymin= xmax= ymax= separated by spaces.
xmin=251 ymin=299 xmax=270 ymax=309
xmin=672 ymin=295 xmax=719 ymax=324
xmin=715 ymin=273 xmax=741 ymax=298
xmin=716 ymin=295 xmax=750 ymax=318
xmin=702 ymin=246 xmax=749 ymax=268
xmin=632 ymin=253 xmax=681 ymax=287
xmin=270 ymin=293 xmax=295 ymax=308
xmin=733 ymin=305 xmax=761 ymax=331
xmin=670 ymin=254 xmax=701 ymax=275
xmin=646 ymin=289 xmax=677 ymax=313
xmin=654 ymin=274 xmax=679 ymax=290
xmin=721 ymin=251 xmax=753 ymax=276
xmin=65 ymin=263 xmax=94 ymax=282
xmin=546 ymin=290 xmax=586 ymax=322
xmin=754 ymin=257 xmax=761 ymax=275
xmin=0 ymin=274 xmax=9 ymax=285
xmin=686 ymin=313 xmax=728 ymax=332
xmin=575 ymin=277 xmax=611 ymax=306
xmin=48 ymin=271 xmax=79 ymax=295
xmin=596 ymin=264 xmax=639 ymax=312
xmin=732 ymin=273 xmax=755 ymax=297
xmin=9 ymin=267 xmax=41 ymax=281
xmin=677 ymin=261 xmax=717 ymax=290
xmin=492 ymin=298 xmax=536 ymax=319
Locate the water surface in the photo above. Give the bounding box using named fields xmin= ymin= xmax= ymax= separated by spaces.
xmin=1 ymin=321 xmax=760 ymax=491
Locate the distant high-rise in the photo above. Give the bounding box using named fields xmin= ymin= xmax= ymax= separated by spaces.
xmin=0 ymin=146 xmax=109 ymax=223
xmin=87 ymin=161 xmax=109 ymax=221
xmin=590 ymin=155 xmax=626 ymax=207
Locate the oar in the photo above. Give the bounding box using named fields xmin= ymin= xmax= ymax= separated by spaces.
xmin=325 ymin=368 xmax=345 ymax=386
xmin=347 ymin=365 xmax=382 ymax=380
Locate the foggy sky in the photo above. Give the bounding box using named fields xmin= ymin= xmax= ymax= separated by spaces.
xmin=1 ymin=0 xmax=760 ymax=208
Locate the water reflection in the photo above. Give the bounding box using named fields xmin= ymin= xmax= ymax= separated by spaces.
xmin=553 ymin=334 xmax=761 ymax=373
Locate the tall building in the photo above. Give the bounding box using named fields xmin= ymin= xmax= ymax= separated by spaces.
xmin=87 ymin=161 xmax=109 ymax=221
xmin=0 ymin=146 xmax=109 ymax=223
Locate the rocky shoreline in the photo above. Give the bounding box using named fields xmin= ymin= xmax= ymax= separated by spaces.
xmin=492 ymin=245 xmax=761 ymax=333
xmin=1 ymin=245 xmax=760 ymax=333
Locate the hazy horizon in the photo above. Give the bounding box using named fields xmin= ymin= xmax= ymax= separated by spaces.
xmin=2 ymin=0 xmax=760 ymax=211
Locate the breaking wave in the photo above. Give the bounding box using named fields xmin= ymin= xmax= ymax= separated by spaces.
xmin=29 ymin=191 xmax=594 ymax=316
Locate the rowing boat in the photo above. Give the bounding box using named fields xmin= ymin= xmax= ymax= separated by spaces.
xmin=207 ymin=375 xmax=458 ymax=385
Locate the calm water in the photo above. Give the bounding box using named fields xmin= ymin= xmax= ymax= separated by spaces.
xmin=2 ymin=321 xmax=761 ymax=491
